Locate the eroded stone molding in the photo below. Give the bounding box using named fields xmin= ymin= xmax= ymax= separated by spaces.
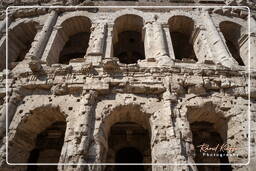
xmin=104 ymin=23 xmax=114 ymax=58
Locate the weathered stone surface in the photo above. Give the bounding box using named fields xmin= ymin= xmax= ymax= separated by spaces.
xmin=0 ymin=1 xmax=255 ymax=171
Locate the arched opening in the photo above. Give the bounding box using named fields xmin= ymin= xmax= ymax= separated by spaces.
xmin=191 ymin=121 xmax=232 ymax=171
xmin=100 ymin=105 xmax=151 ymax=171
xmin=3 ymin=21 xmax=38 ymax=70
xmin=58 ymin=16 xmax=91 ymax=64
xmin=27 ymin=121 xmax=66 ymax=171
xmin=45 ymin=16 xmax=91 ymax=64
xmin=113 ymin=14 xmax=145 ymax=64
xmin=219 ymin=21 xmax=245 ymax=66
xmin=7 ymin=107 xmax=66 ymax=170
xmin=109 ymin=122 xmax=150 ymax=171
xmin=59 ymin=32 xmax=90 ymax=64
xmin=186 ymin=103 xmax=232 ymax=171
xmin=168 ymin=16 xmax=197 ymax=62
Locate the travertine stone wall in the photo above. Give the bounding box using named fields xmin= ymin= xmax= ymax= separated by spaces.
xmin=0 ymin=1 xmax=255 ymax=171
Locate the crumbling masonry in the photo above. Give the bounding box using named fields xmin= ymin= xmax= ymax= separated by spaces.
xmin=0 ymin=0 xmax=256 ymax=171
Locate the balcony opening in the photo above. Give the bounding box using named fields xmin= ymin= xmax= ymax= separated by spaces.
xmin=220 ymin=21 xmax=245 ymax=66
xmin=5 ymin=21 xmax=38 ymax=70
xmin=168 ymin=16 xmax=197 ymax=62
xmin=44 ymin=16 xmax=91 ymax=65
xmin=59 ymin=32 xmax=90 ymax=64
xmin=57 ymin=17 xmax=91 ymax=64
xmin=113 ymin=14 xmax=145 ymax=64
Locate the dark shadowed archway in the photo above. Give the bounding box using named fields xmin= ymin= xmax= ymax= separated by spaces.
xmin=7 ymin=107 xmax=67 ymax=171
xmin=101 ymin=105 xmax=152 ymax=171
xmin=186 ymin=103 xmax=232 ymax=171
xmin=115 ymin=147 xmax=144 ymax=171
xmin=113 ymin=15 xmax=145 ymax=64
xmin=219 ymin=21 xmax=245 ymax=66
xmin=168 ymin=16 xmax=197 ymax=62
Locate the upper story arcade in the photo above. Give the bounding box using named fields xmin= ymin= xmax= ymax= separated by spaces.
xmin=0 ymin=6 xmax=253 ymax=73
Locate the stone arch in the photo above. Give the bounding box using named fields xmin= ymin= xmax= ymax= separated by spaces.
xmin=98 ymin=104 xmax=151 ymax=141
xmin=0 ymin=20 xmax=39 ymax=71
xmin=93 ymin=104 xmax=152 ymax=171
xmin=7 ymin=106 xmax=67 ymax=170
xmin=111 ymin=9 xmax=146 ymax=23
xmin=219 ymin=21 xmax=245 ymax=66
xmin=113 ymin=14 xmax=145 ymax=64
xmin=183 ymin=100 xmax=233 ymax=171
xmin=161 ymin=10 xmax=200 ymax=25
xmin=43 ymin=15 xmax=92 ymax=65
xmin=168 ymin=15 xmax=197 ymax=62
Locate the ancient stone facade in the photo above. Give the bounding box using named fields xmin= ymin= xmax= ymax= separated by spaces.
xmin=0 ymin=0 xmax=255 ymax=171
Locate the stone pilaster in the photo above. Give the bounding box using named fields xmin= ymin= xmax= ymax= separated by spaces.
xmin=85 ymin=22 xmax=107 ymax=65
xmin=26 ymin=10 xmax=58 ymax=60
xmin=58 ymin=90 xmax=97 ymax=171
xmin=150 ymin=77 xmax=197 ymax=171
xmin=144 ymin=21 xmax=173 ymax=66
xmin=202 ymin=10 xmax=239 ymax=68
xmin=0 ymin=90 xmax=22 ymax=140
xmin=86 ymin=23 xmax=106 ymax=56
xmin=174 ymin=110 xmax=198 ymax=171
xmin=250 ymin=15 xmax=256 ymax=34
xmin=104 ymin=23 xmax=114 ymax=58
xmin=151 ymin=80 xmax=178 ymax=162
xmin=162 ymin=24 xmax=175 ymax=60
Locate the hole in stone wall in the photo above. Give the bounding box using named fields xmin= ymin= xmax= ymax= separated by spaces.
xmin=168 ymin=16 xmax=197 ymax=62
xmin=27 ymin=121 xmax=66 ymax=171
xmin=219 ymin=21 xmax=245 ymax=66
xmin=113 ymin=14 xmax=145 ymax=64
